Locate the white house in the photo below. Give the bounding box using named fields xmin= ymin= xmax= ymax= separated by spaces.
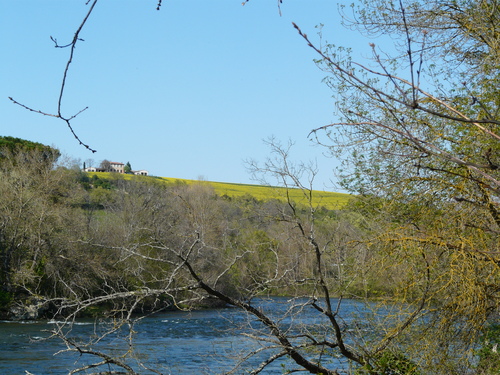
xmin=83 ymin=166 xmax=102 ymax=173
xmin=83 ymin=161 xmax=148 ymax=176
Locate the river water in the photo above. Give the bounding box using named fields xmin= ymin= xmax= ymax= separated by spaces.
xmin=0 ymin=297 xmax=369 ymax=374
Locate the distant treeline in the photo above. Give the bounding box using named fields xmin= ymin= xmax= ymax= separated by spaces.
xmin=0 ymin=138 xmax=382 ymax=319
xmin=87 ymin=173 xmax=352 ymax=210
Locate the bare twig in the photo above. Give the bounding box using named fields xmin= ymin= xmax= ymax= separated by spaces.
xmin=9 ymin=0 xmax=98 ymax=153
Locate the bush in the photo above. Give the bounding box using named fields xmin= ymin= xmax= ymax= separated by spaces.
xmin=356 ymin=350 xmax=420 ymax=375
xmin=476 ymin=324 xmax=500 ymax=374
xmin=0 ymin=290 xmax=13 ymax=308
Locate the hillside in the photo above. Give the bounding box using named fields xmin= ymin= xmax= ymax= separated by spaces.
xmin=88 ymin=172 xmax=352 ymax=210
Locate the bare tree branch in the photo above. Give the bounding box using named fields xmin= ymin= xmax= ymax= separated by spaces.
xmin=9 ymin=1 xmax=98 ymax=153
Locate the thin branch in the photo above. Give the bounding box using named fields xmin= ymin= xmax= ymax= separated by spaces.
xmin=56 ymin=0 xmax=98 ymax=118
xmin=9 ymin=1 xmax=98 ymax=153
xmin=180 ymin=251 xmax=343 ymax=374
xmin=293 ymin=22 xmax=500 ymax=136
xmin=8 ymin=97 xmax=59 ymax=118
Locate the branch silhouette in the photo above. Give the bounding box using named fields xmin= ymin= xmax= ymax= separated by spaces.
xmin=9 ymin=0 xmax=99 ymax=153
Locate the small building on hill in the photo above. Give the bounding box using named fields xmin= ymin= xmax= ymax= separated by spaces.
xmin=83 ymin=166 xmax=103 ymax=173
xmin=109 ymin=161 xmax=124 ymax=174
xmin=83 ymin=160 xmax=148 ymax=176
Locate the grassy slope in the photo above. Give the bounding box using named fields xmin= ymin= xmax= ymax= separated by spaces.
xmin=90 ymin=173 xmax=352 ymax=210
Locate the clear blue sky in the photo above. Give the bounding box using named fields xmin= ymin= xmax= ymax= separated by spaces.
xmin=1 ymin=0 xmax=373 ymax=191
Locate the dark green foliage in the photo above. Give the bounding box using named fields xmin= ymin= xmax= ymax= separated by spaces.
xmin=356 ymin=351 xmax=420 ymax=375
xmin=77 ymin=171 xmax=92 ymax=189
xmin=476 ymin=324 xmax=500 ymax=374
xmin=91 ymin=174 xmax=112 ymax=189
xmin=374 ymin=351 xmax=420 ymax=375
xmin=0 ymin=135 xmax=60 ymax=163
xmin=0 ymin=290 xmax=13 ymax=308
xmin=124 ymin=161 xmax=132 ymax=173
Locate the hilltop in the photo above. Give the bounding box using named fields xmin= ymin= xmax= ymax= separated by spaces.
xmin=87 ymin=172 xmax=351 ymax=210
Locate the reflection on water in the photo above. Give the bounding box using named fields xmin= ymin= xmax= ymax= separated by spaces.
xmin=0 ymin=297 xmax=369 ymax=374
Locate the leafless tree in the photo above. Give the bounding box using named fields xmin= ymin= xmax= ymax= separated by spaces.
xmin=33 ymin=141 xmax=427 ymax=375
xmin=99 ymin=159 xmax=112 ymax=172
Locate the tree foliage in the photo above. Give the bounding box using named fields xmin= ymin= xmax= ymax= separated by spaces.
xmin=0 ymin=135 xmax=60 ymax=163
xmin=124 ymin=161 xmax=132 ymax=173
xmin=303 ymin=0 xmax=500 ymax=371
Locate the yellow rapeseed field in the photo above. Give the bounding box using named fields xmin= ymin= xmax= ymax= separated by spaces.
xmin=88 ymin=173 xmax=352 ymax=210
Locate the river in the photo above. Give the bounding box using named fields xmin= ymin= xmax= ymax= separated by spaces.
xmin=0 ymin=297 xmax=369 ymax=374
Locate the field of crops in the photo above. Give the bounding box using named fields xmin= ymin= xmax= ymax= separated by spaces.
xmin=159 ymin=177 xmax=351 ymax=210
xmin=88 ymin=173 xmax=352 ymax=210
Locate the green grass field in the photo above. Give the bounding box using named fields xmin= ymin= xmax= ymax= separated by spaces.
xmin=88 ymin=173 xmax=352 ymax=210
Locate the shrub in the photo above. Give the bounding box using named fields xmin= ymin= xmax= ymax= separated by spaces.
xmin=476 ymin=324 xmax=500 ymax=374
xmin=356 ymin=350 xmax=420 ymax=375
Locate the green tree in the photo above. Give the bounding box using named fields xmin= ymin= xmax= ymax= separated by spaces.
xmin=0 ymin=136 xmax=60 ymax=164
xmin=303 ymin=0 xmax=500 ymax=371
xmin=124 ymin=161 xmax=132 ymax=173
